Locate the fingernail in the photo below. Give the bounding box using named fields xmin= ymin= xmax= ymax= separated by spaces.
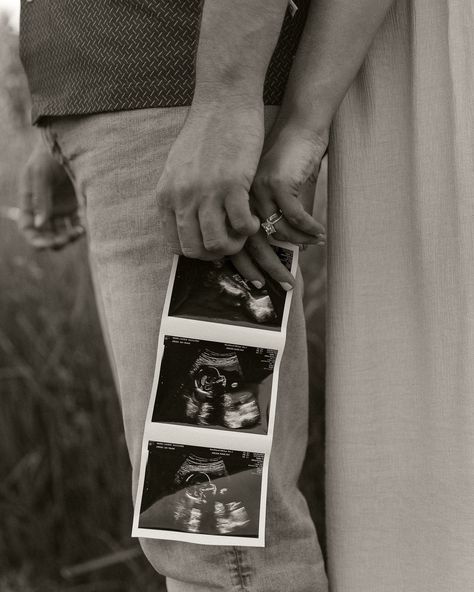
xmin=251 ymin=280 xmax=264 ymax=289
xmin=317 ymin=241 xmax=326 ymax=247
xmin=34 ymin=213 xmax=46 ymax=228
xmin=280 ymin=282 xmax=293 ymax=291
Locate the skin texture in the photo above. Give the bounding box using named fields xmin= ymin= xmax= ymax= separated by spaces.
xmin=276 ymin=0 xmax=397 ymax=130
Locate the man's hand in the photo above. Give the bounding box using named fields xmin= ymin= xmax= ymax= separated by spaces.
xmin=18 ymin=139 xmax=84 ymax=250
xmin=156 ymin=0 xmax=291 ymax=262
xmin=156 ymin=101 xmax=262 ymax=260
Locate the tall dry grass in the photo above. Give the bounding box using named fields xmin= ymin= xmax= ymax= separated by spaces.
xmin=0 ymin=20 xmax=164 ymax=592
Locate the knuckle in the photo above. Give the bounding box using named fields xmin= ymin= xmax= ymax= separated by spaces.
xmin=231 ymin=217 xmax=252 ymax=234
xmin=174 ymin=180 xmax=193 ymax=197
xmin=176 ymin=217 xmax=190 ymax=231
xmin=217 ymin=179 xmax=243 ymax=194
xmin=181 ymin=246 xmax=201 ymax=258
xmin=285 ymin=213 xmax=304 ymax=226
xmin=204 ymin=238 xmax=226 ymax=252
xmin=269 ymin=175 xmax=287 ymax=191
xmin=259 ymin=174 xmax=287 ymax=194
xmin=158 ymin=179 xmax=189 ymax=203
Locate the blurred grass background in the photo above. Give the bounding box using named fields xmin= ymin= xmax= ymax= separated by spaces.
xmin=0 ymin=13 xmax=326 ymax=591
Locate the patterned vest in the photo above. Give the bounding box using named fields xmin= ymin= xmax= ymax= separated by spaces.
xmin=19 ymin=0 xmax=309 ymax=123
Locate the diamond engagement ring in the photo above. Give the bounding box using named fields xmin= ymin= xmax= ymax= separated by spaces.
xmin=261 ymin=210 xmax=284 ymax=237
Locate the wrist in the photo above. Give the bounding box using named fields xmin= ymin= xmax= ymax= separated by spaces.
xmin=192 ymin=80 xmax=264 ymax=110
xmin=272 ymin=105 xmax=330 ymax=153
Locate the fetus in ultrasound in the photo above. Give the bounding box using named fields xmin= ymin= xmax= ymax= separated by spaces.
xmin=204 ymin=264 xmax=277 ymax=324
xmin=169 ymin=257 xmax=287 ymax=328
xmin=183 ymin=349 xmax=261 ymax=429
xmin=173 ymin=455 xmax=250 ymax=535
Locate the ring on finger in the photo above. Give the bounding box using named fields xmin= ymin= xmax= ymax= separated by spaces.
xmin=261 ymin=209 xmax=284 ymax=237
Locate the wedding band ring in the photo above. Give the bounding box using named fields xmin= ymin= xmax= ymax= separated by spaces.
xmin=261 ymin=210 xmax=284 ymax=237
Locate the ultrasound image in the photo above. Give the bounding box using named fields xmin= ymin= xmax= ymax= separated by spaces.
xmin=139 ymin=442 xmax=264 ymax=537
xmin=152 ymin=337 xmax=276 ymax=434
xmin=169 ymin=247 xmax=294 ymax=331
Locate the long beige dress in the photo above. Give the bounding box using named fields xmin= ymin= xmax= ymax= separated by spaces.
xmin=326 ymin=0 xmax=474 ymax=590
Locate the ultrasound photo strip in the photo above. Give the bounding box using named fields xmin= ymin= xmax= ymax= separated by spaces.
xmin=132 ymin=242 xmax=299 ymax=547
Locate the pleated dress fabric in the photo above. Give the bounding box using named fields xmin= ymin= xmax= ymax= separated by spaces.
xmin=325 ymin=1 xmax=474 ymax=590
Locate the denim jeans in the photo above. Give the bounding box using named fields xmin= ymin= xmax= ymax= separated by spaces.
xmin=40 ymin=107 xmax=327 ymax=592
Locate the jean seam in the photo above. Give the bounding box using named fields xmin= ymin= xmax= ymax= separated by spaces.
xmin=226 ymin=547 xmax=252 ymax=592
xmin=40 ymin=124 xmax=66 ymax=169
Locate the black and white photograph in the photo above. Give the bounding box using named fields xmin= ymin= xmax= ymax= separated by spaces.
xmin=168 ymin=248 xmax=294 ymax=331
xmin=152 ymin=336 xmax=277 ymax=434
xmin=138 ymin=442 xmax=264 ymax=538
xmin=3 ymin=0 xmax=473 ymax=588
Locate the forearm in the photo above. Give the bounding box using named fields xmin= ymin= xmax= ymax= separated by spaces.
xmin=280 ymin=0 xmax=395 ymax=135
xmin=192 ymin=0 xmax=290 ymax=106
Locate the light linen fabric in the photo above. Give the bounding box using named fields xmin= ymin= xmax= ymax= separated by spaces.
xmin=40 ymin=107 xmax=327 ymax=592
xmin=326 ymin=1 xmax=474 ymax=590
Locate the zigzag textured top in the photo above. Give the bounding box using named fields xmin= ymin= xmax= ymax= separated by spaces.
xmin=19 ymin=0 xmax=310 ymax=123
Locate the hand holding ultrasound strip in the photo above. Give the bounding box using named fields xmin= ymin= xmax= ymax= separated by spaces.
xmin=132 ymin=242 xmax=298 ymax=546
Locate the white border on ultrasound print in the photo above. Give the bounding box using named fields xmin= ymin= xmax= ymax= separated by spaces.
xmin=132 ymin=241 xmax=298 ymax=546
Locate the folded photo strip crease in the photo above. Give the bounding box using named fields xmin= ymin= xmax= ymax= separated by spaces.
xmin=132 ymin=242 xmax=299 ymax=546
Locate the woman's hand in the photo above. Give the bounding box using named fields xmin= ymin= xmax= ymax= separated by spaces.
xmin=156 ymin=101 xmax=264 ymax=261
xmin=227 ymin=120 xmax=329 ymax=290
xmin=231 ymin=230 xmax=296 ymax=291
xmin=18 ymin=138 xmax=85 ymax=250
xmin=250 ymin=121 xmax=328 ymax=245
